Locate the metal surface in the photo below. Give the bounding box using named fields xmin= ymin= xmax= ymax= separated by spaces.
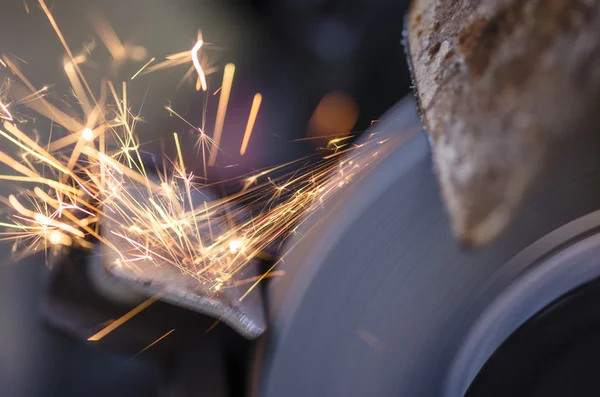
xmin=97 ymin=179 xmax=267 ymax=339
xmin=254 ymin=97 xmax=600 ymax=397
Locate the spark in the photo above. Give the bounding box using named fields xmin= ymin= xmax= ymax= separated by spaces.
xmin=81 ymin=127 xmax=94 ymax=141
xmin=88 ymin=295 xmax=160 ymax=341
xmin=0 ymin=101 xmax=12 ymax=121
xmin=131 ymin=57 xmax=156 ymax=80
xmin=208 ymin=63 xmax=235 ymax=166
xmin=4 ymin=57 xmax=84 ymax=132
xmin=240 ymin=93 xmax=262 ymax=156
xmin=239 ymin=260 xmax=278 ymax=301
xmin=140 ymin=36 xmax=218 ymax=90
xmin=133 ymin=329 xmax=176 ymax=358
xmin=205 ymin=319 xmax=221 ymax=334
xmin=166 ymin=105 xmax=216 ymax=177
xmin=191 ymin=38 xmax=208 ymax=91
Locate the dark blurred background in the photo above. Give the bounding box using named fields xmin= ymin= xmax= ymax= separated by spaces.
xmin=0 ymin=0 xmax=412 ymax=395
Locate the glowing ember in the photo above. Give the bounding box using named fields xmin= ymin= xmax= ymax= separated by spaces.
xmin=81 ymin=128 xmax=94 ymax=142
xmin=49 ymin=230 xmax=72 ymax=246
xmin=229 ymin=239 xmax=243 ymax=254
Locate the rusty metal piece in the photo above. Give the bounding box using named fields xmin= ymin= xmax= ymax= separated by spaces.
xmin=406 ymin=0 xmax=600 ymax=246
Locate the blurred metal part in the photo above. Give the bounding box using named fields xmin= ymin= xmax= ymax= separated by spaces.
xmin=102 ymin=255 xmax=266 ymax=339
xmin=406 ymin=0 xmax=600 ymax=246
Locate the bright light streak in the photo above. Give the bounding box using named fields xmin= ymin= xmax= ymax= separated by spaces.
xmin=88 ymin=295 xmax=160 ymax=341
xmin=0 ymin=101 xmax=12 ymax=121
xmin=208 ymin=63 xmax=235 ymax=166
xmin=191 ymin=39 xmax=208 ymax=91
xmin=133 ymin=329 xmax=176 ymax=358
xmin=131 ymin=57 xmax=156 ymax=80
xmin=240 ymin=93 xmax=262 ymax=155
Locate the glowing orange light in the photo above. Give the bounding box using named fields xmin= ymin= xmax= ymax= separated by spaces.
xmin=0 ymin=101 xmax=12 ymax=121
xmin=88 ymin=295 xmax=159 ymax=341
xmin=208 ymin=63 xmax=235 ymax=166
xmin=309 ymin=92 xmax=358 ymax=138
xmin=240 ymin=93 xmax=262 ymax=156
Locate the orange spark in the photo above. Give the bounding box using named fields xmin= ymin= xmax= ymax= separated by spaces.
xmin=0 ymin=101 xmax=12 ymax=121
xmin=208 ymin=63 xmax=235 ymax=166
xmin=88 ymin=295 xmax=159 ymax=341
xmin=0 ymin=10 xmax=400 ymax=303
xmin=240 ymin=93 xmax=262 ymax=156
xmin=4 ymin=59 xmax=84 ymax=132
xmin=131 ymin=57 xmax=156 ymax=80
xmin=38 ymin=0 xmax=94 ymax=102
xmin=133 ymin=329 xmax=176 ymax=358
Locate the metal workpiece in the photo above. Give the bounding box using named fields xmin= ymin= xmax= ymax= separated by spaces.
xmin=95 ymin=176 xmax=268 ymax=340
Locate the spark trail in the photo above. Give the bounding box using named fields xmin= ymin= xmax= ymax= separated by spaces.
xmin=0 ymin=2 xmax=394 ymax=300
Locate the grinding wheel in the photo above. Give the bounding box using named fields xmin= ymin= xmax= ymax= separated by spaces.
xmin=253 ymin=97 xmax=600 ymax=396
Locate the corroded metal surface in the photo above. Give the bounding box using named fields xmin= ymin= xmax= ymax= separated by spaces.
xmin=407 ymin=0 xmax=600 ymax=246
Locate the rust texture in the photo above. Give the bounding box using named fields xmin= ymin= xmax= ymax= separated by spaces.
xmin=407 ymin=0 xmax=600 ymax=246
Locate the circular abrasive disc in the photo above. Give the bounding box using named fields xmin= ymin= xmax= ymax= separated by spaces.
xmin=253 ymin=97 xmax=600 ymax=397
